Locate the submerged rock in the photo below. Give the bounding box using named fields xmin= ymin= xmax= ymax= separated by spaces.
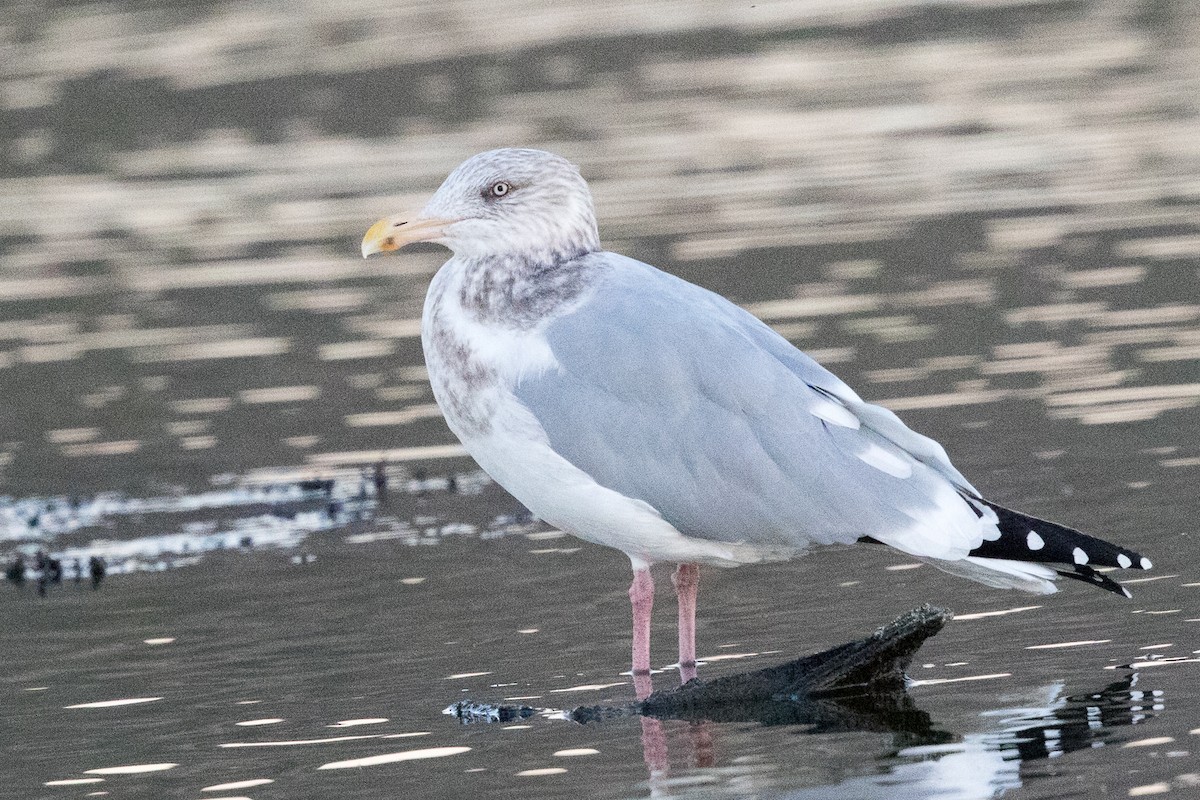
xmin=451 ymin=605 xmax=952 ymax=738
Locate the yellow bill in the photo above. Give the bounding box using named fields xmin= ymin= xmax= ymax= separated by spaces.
xmin=361 ymin=216 xmax=458 ymax=258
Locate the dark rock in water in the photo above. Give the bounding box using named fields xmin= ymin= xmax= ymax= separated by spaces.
xmin=89 ymin=556 xmax=106 ymax=590
xmin=34 ymin=550 xmax=63 ymax=596
xmin=373 ymin=460 xmax=388 ymax=496
xmin=449 ymin=605 xmax=952 ymax=740
xmin=299 ymin=478 xmax=335 ymax=496
xmin=5 ymin=555 xmax=26 ymax=587
xmin=641 ymin=603 xmax=951 ymax=712
xmin=634 ymin=604 xmax=949 ymax=737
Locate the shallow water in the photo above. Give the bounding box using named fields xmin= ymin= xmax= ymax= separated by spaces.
xmin=2 ymin=2 xmax=1199 ymax=798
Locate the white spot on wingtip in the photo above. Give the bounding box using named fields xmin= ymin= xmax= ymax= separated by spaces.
xmin=1140 ymin=557 xmax=1153 ymax=570
xmin=810 ymin=400 xmax=860 ymax=429
xmin=1118 ymin=554 xmax=1133 ymax=569
xmin=1026 ymin=531 xmax=1045 ymax=551
xmin=1072 ymin=547 xmax=1089 ymax=565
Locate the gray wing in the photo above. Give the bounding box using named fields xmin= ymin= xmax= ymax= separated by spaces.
xmin=514 ymin=254 xmax=989 ymax=559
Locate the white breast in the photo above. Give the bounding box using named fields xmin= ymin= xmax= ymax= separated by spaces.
xmin=420 ymin=260 xmax=787 ymax=568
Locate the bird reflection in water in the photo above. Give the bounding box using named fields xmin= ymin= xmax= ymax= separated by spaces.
xmin=633 ymin=673 xmax=713 ymax=779
xmin=777 ymin=673 xmax=1163 ymax=800
xmin=451 ymin=671 xmax=1162 ymax=798
xmin=629 ymin=671 xmax=1164 ymax=797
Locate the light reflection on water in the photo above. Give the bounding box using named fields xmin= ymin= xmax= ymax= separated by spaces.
xmin=3 ymin=0 xmax=1200 ymax=798
xmin=0 ymin=465 xmax=529 ymax=579
xmin=30 ymin=665 xmax=1170 ymax=798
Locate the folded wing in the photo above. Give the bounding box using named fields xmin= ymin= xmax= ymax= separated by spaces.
xmin=513 ymin=255 xmax=998 ymax=560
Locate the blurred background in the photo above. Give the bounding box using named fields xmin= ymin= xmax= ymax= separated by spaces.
xmin=2 ymin=1 xmax=1199 ymax=798
xmin=2 ymin=0 xmax=1198 ymax=499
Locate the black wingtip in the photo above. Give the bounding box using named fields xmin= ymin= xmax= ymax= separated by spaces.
xmin=972 ymin=499 xmax=1151 ymax=576
xmin=1055 ymin=564 xmax=1133 ymax=598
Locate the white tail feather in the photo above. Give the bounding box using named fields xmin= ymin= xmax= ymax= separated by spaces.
xmin=926 ymin=555 xmax=1059 ymax=594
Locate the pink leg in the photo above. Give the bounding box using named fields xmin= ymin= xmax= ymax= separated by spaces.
xmin=640 ymin=715 xmax=668 ymax=778
xmin=633 ymin=671 xmax=655 ymax=703
xmin=687 ymin=721 xmax=715 ymax=769
xmin=673 ymin=563 xmax=700 ymax=683
xmin=629 ymin=566 xmax=655 ymax=678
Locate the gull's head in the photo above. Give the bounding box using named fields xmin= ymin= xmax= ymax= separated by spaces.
xmin=362 ymin=148 xmax=600 ymax=262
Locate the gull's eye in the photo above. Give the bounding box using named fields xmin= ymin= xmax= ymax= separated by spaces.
xmin=489 ymin=181 xmax=511 ymax=198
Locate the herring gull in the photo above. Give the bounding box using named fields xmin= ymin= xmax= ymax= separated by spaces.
xmin=362 ymin=148 xmax=1151 ymax=678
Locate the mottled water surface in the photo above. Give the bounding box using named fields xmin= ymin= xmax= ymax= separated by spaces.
xmin=2 ymin=1 xmax=1199 ymax=798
